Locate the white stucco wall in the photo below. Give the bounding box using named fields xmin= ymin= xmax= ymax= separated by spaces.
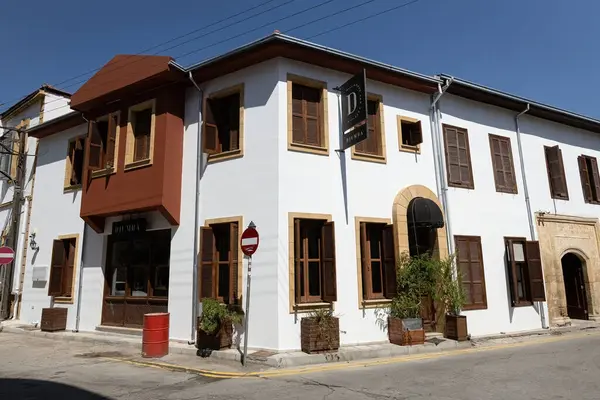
xmin=43 ymin=93 xmax=71 ymax=122
xmin=175 ymin=59 xmax=282 ymax=347
xmin=276 ymin=59 xmax=437 ymax=350
xmin=21 ymin=123 xmax=88 ymax=329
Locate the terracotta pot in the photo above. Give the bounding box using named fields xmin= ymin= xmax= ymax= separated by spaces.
xmin=388 ymin=316 xmax=425 ymax=346
xmin=301 ymin=317 xmax=340 ymax=354
xmin=444 ymin=314 xmax=468 ymax=341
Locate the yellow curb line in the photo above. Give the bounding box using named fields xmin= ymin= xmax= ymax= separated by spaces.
xmin=102 ymin=330 xmax=600 ymax=379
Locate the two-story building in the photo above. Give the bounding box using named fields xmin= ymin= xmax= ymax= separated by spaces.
xmin=18 ymin=33 xmax=600 ymax=351
xmin=0 ymin=85 xmax=71 ymax=319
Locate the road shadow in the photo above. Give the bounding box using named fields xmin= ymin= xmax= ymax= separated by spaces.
xmin=0 ymin=379 xmax=112 ymax=399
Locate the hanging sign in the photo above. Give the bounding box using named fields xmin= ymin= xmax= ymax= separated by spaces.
xmin=339 ymin=69 xmax=368 ymax=150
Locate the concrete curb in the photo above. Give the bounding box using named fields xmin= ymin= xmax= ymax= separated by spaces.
xmin=470 ymin=323 xmax=600 ymax=345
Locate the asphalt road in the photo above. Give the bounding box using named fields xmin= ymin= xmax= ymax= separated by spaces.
xmin=1 ymin=330 xmax=600 ymax=399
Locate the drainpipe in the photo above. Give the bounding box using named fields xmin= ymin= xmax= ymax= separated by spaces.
xmin=514 ymin=104 xmax=547 ymax=329
xmin=515 ymin=104 xmax=534 ymax=240
xmin=188 ymin=72 xmax=204 ymax=344
xmin=430 ymin=78 xmax=453 ymax=255
xmin=73 ymin=224 xmax=88 ymax=332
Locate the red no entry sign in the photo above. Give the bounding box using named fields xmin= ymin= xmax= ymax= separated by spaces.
xmin=0 ymin=246 xmax=15 ymax=265
xmin=240 ymin=226 xmax=259 ymax=257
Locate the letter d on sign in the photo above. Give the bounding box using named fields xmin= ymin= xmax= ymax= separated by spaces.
xmin=347 ymin=91 xmax=358 ymax=116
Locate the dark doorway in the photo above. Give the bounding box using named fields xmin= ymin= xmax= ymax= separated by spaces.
xmin=407 ymin=197 xmax=444 ymax=332
xmin=561 ymin=253 xmax=588 ymax=320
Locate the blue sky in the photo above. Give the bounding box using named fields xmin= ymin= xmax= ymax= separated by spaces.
xmin=1 ymin=0 xmax=598 ymax=117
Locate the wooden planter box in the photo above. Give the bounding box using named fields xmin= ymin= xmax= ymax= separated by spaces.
xmin=444 ymin=314 xmax=468 ymax=341
xmin=196 ymin=322 xmax=233 ymax=350
xmin=301 ymin=317 xmax=340 ymax=354
xmin=388 ymin=317 xmax=425 ymax=346
xmin=41 ymin=307 xmax=67 ymax=332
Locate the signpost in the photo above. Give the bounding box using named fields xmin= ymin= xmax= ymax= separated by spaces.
xmin=0 ymin=247 xmax=15 ymax=265
xmin=337 ymin=69 xmax=368 ymax=150
xmin=240 ymin=222 xmax=259 ymax=366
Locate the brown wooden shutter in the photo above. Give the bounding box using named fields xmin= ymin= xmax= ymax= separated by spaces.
xmin=304 ymin=86 xmax=321 ymax=147
xmin=203 ymin=99 xmax=219 ymax=154
xmin=406 ymin=121 xmax=423 ymax=146
xmin=504 ymin=240 xmax=518 ymax=306
xmin=63 ymin=239 xmax=76 ymax=297
xmin=382 ymin=224 xmax=397 ymax=299
xmin=489 ymin=135 xmax=516 ymax=193
xmin=590 ymin=157 xmax=600 ymax=201
xmin=357 ymin=100 xmax=379 ymax=155
xmin=48 ymin=240 xmax=65 ymax=296
xmin=104 ymin=114 xmax=118 ymax=168
xmin=444 ymin=126 xmax=462 ymax=185
xmin=320 ymin=221 xmax=337 ymax=302
xmin=200 ymin=227 xmax=215 ymax=299
xmin=578 ymin=156 xmax=593 ymax=202
xmin=545 ymin=146 xmax=568 ymax=199
xmin=229 ymin=222 xmax=239 ymax=304
xmin=469 ymin=238 xmax=486 ymax=307
xmin=228 ymin=93 xmax=240 ymax=152
xmin=455 ymin=237 xmax=471 ymax=305
xmin=294 ymin=219 xmax=302 ymax=304
xmin=87 ymin=122 xmax=102 ymax=170
xmin=291 ymin=84 xmax=305 ymax=144
xmin=525 ymin=241 xmax=545 ymax=302
xmin=359 ymin=223 xmax=369 ymax=298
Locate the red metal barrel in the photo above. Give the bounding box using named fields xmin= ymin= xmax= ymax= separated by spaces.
xmin=142 ymin=312 xmax=170 ymax=358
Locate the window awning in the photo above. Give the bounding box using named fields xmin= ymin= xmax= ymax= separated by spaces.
xmin=407 ymin=197 xmax=444 ymax=229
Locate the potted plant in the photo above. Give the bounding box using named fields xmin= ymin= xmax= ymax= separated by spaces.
xmin=301 ymin=308 xmax=340 ymax=354
xmin=388 ymin=253 xmax=435 ymax=346
xmin=196 ymin=298 xmax=243 ymax=351
xmin=435 ymin=255 xmax=468 ymax=341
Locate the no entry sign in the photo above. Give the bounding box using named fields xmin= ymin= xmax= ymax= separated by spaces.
xmin=240 ymin=225 xmax=259 ymax=257
xmin=0 ymin=246 xmax=15 ymax=265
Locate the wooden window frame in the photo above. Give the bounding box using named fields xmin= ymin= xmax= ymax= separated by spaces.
xmin=87 ymin=111 xmax=121 ymax=179
xmin=287 ymin=74 xmax=329 ymax=156
xmin=64 ymin=135 xmax=86 ymax=191
xmin=544 ymin=145 xmax=569 ymax=200
xmin=288 ymin=212 xmax=335 ymax=313
xmin=488 ymin=134 xmax=518 ymax=194
xmin=355 ymin=217 xmax=396 ymax=308
xmin=397 ymin=116 xmax=422 ymax=153
xmin=48 ymin=234 xmax=80 ymax=304
xmin=203 ymin=84 xmax=245 ymax=163
xmin=442 ymin=124 xmax=475 ymax=189
xmin=578 ymin=154 xmax=600 ymax=204
xmin=504 ymin=237 xmax=546 ymax=307
xmin=351 ymin=94 xmax=386 ymax=164
xmin=198 ymin=216 xmax=243 ymax=304
xmin=125 ymin=99 xmax=156 ymax=171
xmin=454 ymin=235 xmax=487 ymax=310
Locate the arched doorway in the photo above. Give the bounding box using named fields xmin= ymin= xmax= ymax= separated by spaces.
xmin=561 ymin=253 xmax=588 ymax=320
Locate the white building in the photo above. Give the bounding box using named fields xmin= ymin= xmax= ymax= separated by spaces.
xmin=18 ymin=34 xmax=600 ymax=351
xmin=0 ymin=86 xmax=71 ymax=318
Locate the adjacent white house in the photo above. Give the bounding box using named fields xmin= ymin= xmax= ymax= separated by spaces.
xmin=16 ymin=33 xmax=600 ymax=352
xmin=0 ymin=86 xmax=71 ymax=318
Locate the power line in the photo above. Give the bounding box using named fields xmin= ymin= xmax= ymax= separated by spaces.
xmin=307 ymin=0 xmax=423 ymax=39
xmin=29 ymin=0 xmax=427 ymax=118
xmin=37 ymin=0 xmax=345 ymax=116
xmin=0 ymin=0 xmax=293 ymax=113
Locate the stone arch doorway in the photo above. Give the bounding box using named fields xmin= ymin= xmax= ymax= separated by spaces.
xmin=561 ymin=253 xmax=589 ymax=320
xmin=393 ymin=185 xmax=448 ymax=333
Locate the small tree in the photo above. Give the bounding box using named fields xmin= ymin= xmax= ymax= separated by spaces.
xmin=433 ymin=254 xmax=466 ymax=316
xmin=390 ymin=253 xmax=437 ymax=320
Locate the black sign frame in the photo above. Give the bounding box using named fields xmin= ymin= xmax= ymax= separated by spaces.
xmin=338 ymin=69 xmax=368 ymax=151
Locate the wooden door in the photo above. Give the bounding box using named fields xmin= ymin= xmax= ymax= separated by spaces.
xmin=562 ymin=254 xmax=588 ymax=320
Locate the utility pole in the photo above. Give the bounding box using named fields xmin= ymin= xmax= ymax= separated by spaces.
xmin=0 ymin=127 xmax=27 ymax=320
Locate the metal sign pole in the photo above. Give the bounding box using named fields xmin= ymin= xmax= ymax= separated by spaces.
xmin=242 ymin=255 xmax=252 ymax=366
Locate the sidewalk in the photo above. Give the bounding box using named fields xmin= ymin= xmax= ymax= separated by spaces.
xmin=2 ymin=318 xmax=599 ymax=373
